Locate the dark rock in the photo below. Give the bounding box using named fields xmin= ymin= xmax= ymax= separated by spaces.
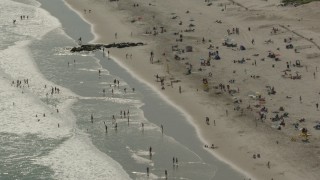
xmin=70 ymin=42 xmax=144 ymax=52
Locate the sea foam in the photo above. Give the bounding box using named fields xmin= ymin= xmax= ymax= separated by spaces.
xmin=0 ymin=0 xmax=131 ymax=179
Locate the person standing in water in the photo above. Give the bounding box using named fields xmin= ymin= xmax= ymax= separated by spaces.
xmin=112 ymin=115 xmax=116 ymax=124
xmin=149 ymin=146 xmax=152 ymax=157
xmin=146 ymin=167 xmax=149 ymax=177
xmin=104 ymin=122 xmax=108 ymax=133
xmin=165 ymin=170 xmax=168 ymax=179
xmin=102 ymin=89 xmax=106 ymax=96
xmin=175 ymin=157 xmax=178 ymax=166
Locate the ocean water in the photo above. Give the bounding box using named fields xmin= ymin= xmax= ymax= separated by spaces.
xmin=0 ymin=0 xmax=245 ymax=179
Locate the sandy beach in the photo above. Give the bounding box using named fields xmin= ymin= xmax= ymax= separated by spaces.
xmin=64 ymin=0 xmax=320 ymax=179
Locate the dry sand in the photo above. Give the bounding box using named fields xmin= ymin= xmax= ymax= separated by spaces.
xmin=64 ymin=0 xmax=320 ymax=179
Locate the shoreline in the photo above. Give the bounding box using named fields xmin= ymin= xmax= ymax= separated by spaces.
xmin=61 ymin=1 xmax=253 ymax=179
xmin=62 ymin=0 xmax=255 ymax=178
xmin=107 ymin=54 xmax=254 ymax=179
xmin=63 ymin=0 xmax=320 ymax=179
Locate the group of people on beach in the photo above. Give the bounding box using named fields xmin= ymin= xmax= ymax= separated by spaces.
xmin=227 ymin=27 xmax=240 ymax=35
xmin=118 ymin=1 xmax=320 ymax=178
xmin=83 ymin=9 xmax=91 ymax=14
xmin=12 ymin=79 xmax=29 ymax=88
xmin=13 ymin=14 xmax=30 ymax=24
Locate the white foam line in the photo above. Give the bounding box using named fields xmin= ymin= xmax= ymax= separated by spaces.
xmin=0 ymin=1 xmax=132 ymax=179
xmin=35 ymin=135 xmax=131 ymax=180
xmin=0 ymin=39 xmax=77 ymax=138
xmin=131 ymin=153 xmax=154 ymax=166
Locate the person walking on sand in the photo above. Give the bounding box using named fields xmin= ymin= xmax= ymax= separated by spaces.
xmin=206 ymin=117 xmax=210 ymax=125
xmin=115 ymin=32 xmax=117 ymax=39
xmin=91 ymin=113 xmax=93 ymax=123
xmin=150 ymin=51 xmax=154 ymax=64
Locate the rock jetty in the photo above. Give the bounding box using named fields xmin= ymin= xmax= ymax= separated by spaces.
xmin=70 ymin=42 xmax=144 ymax=52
